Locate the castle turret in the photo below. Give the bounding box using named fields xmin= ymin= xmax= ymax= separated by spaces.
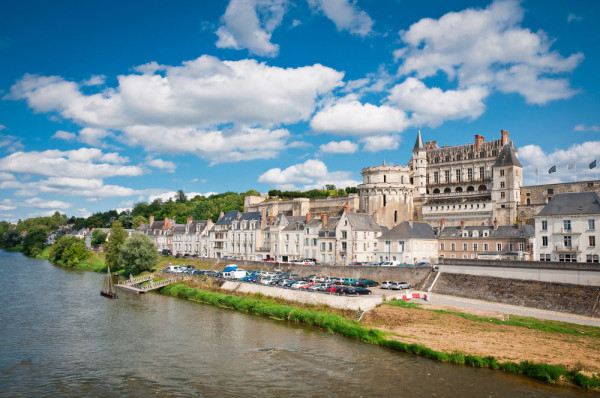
xmin=491 ymin=140 xmax=522 ymax=225
xmin=412 ymin=130 xmax=427 ymax=196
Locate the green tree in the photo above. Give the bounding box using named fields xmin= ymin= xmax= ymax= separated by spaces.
xmin=118 ymin=233 xmax=159 ymax=275
xmin=22 ymin=228 xmax=47 ymax=257
xmin=132 ymin=215 xmax=148 ymax=228
xmin=106 ymin=221 xmax=128 ymax=271
xmin=1 ymin=229 xmax=22 ymax=248
xmin=325 ymin=184 xmax=336 ymax=190
xmin=63 ymin=239 xmax=88 ymax=267
xmin=244 ymin=189 xmax=260 ymax=196
xmin=91 ymin=229 xmax=108 ymax=246
xmin=175 ymin=189 xmax=187 ymax=203
xmin=50 ymin=235 xmax=78 ymax=263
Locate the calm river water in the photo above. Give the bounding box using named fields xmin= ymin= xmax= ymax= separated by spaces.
xmin=0 ymin=250 xmax=595 ymax=397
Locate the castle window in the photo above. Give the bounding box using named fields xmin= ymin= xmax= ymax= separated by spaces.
xmin=383 ymin=195 xmax=386 ymax=207
xmin=478 ymin=185 xmax=487 ymax=191
xmin=456 ymin=153 xmax=462 ymax=160
xmin=435 ymin=156 xmax=440 ymax=163
xmin=526 ymin=198 xmax=531 ymax=205
xmin=500 ymin=170 xmax=505 ymax=176
xmin=444 ymin=170 xmax=450 ymax=182
xmin=480 ymin=151 xmax=485 ymax=158
xmin=445 ymin=155 xmax=451 ymax=162
xmin=455 ymin=187 xmax=463 ymax=192
xmin=500 ymin=182 xmax=505 ymax=188
xmin=479 ymin=167 xmax=485 ymax=180
xmin=444 ymin=188 xmax=452 ymax=193
xmin=492 ymin=150 xmax=497 ymax=156
xmin=456 ymin=169 xmax=461 ymax=182
xmin=394 ymin=211 xmax=398 ymax=223
xmin=467 ymin=168 xmax=473 ymax=180
xmin=401 ymin=175 xmax=404 ymax=184
xmin=433 ymin=189 xmax=440 ymax=194
xmin=384 ymin=175 xmax=387 ymax=183
xmin=434 ymin=171 xmax=439 ymax=183
xmin=467 ymin=186 xmax=474 ymax=192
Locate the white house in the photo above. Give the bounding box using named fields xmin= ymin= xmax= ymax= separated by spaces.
xmin=376 ymin=221 xmax=438 ymax=264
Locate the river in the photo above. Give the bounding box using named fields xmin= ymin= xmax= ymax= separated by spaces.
xmin=0 ymin=250 xmax=595 ymax=397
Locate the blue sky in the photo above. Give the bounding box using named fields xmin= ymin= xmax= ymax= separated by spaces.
xmin=1 ymin=0 xmax=599 ymax=222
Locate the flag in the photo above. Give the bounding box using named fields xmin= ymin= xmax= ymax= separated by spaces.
xmin=590 ymin=160 xmax=597 ymax=169
xmin=535 ymin=168 xmax=539 ymax=176
xmin=567 ymin=160 xmax=576 ymax=170
xmin=548 ymin=165 xmax=556 ymax=174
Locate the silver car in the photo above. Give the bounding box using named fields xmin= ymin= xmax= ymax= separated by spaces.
xmin=380 ymin=281 xmax=393 ymax=289
xmin=390 ymin=281 xmax=411 ymax=290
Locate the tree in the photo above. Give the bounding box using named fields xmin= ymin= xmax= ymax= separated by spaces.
xmin=132 ymin=215 xmax=148 ymax=228
xmin=91 ymin=229 xmax=107 ymax=246
xmin=63 ymin=239 xmax=88 ymax=267
xmin=325 ymin=184 xmax=336 ymax=190
xmin=1 ymin=229 xmax=22 ymax=248
xmin=106 ymin=221 xmax=128 ymax=271
xmin=175 ymin=189 xmax=188 ymax=203
xmin=22 ymin=228 xmax=47 ymax=257
xmin=244 ymin=189 xmax=260 ymax=196
xmin=118 ymin=233 xmax=159 ymax=275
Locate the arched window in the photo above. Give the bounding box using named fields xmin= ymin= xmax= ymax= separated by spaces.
xmin=526 ymin=198 xmax=531 ymax=205
xmin=444 ymin=188 xmax=451 ymax=193
xmin=478 ymin=185 xmax=487 ymax=191
xmin=467 ymin=186 xmax=475 ymax=192
xmin=433 ymin=188 xmax=440 ymax=194
xmin=455 ymin=187 xmax=463 ymax=192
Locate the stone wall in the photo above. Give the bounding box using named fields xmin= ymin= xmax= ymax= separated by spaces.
xmin=433 ymin=273 xmax=600 ymax=317
xmin=244 ymin=194 xmax=360 ymax=217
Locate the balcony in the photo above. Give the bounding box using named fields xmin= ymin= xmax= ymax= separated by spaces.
xmin=425 ymin=190 xmax=492 ymax=199
xmin=555 ymin=244 xmax=580 ymax=252
xmin=427 ymin=177 xmax=491 ymax=187
xmin=318 ymin=231 xmax=336 ymax=238
xmin=558 ymin=228 xmax=580 ymax=235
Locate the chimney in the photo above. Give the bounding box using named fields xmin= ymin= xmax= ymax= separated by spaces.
xmin=372 ymin=210 xmax=378 ymax=223
xmin=460 ymin=219 xmax=465 ymax=230
xmin=493 ymin=217 xmax=499 ymax=230
xmin=187 ymin=217 xmax=193 ymax=225
xmin=474 ymin=134 xmax=485 ymax=151
xmin=501 ymin=130 xmax=509 ymax=146
xmin=305 ymin=211 xmax=311 ymax=223
xmin=321 ymin=212 xmax=328 ymax=228
xmin=269 ymin=216 xmax=275 ymax=226
xmin=86 ymin=227 xmax=90 ymax=232
xmin=164 ymin=217 xmax=170 ymax=229
xmin=408 ymin=220 xmax=413 ymax=228
xmin=218 ymin=211 xmax=224 ymax=221
xmin=261 ymin=210 xmax=266 ymax=229
xmin=343 ymin=204 xmax=349 ymax=213
xmin=441 ymin=217 xmax=445 ymax=231
xmin=518 ymin=217 xmax=523 ymax=229
xmin=149 ymin=216 xmax=154 ymax=226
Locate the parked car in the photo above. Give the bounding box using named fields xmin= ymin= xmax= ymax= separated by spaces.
xmin=349 ymin=262 xmax=363 ymax=266
xmin=416 ymin=262 xmax=432 ymax=267
xmin=331 ymin=285 xmax=347 ymax=294
xmin=380 ymin=281 xmax=393 ymax=289
xmin=204 ymin=271 xmax=218 ymax=277
xmin=353 ymin=287 xmax=372 ymax=295
xmin=390 ymin=281 xmax=411 ymax=290
xmin=291 ymin=281 xmax=309 ymax=290
xmin=352 ymin=279 xmax=378 ymax=287
xmin=283 ymin=280 xmax=297 ymax=288
xmin=342 ymin=278 xmax=355 ymax=285
xmin=161 ymin=249 xmax=172 ymax=256
xmin=365 ymin=262 xmax=380 ymax=266
xmin=380 ymin=261 xmax=403 ymax=266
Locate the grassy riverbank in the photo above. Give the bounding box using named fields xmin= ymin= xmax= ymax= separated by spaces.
xmin=161 ymin=281 xmax=599 ymax=390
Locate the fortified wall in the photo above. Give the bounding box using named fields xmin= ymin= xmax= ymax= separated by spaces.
xmin=244 ymin=194 xmax=360 ymax=218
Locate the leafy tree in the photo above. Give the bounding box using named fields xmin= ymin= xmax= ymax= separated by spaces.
xmin=244 ymin=189 xmax=260 ymax=196
xmin=132 ymin=215 xmax=148 ymax=228
xmin=1 ymin=229 xmax=22 ymax=248
xmin=268 ymin=189 xmax=281 ymax=197
xmin=118 ymin=214 xmax=133 ymax=229
xmin=325 ymin=184 xmax=336 ymax=190
xmin=106 ymin=221 xmax=128 ymax=271
xmin=22 ymin=228 xmax=47 ymax=257
xmin=131 ymin=202 xmax=150 ymax=218
xmin=345 ymin=186 xmax=357 ymax=194
xmin=175 ymin=189 xmax=188 ymax=203
xmin=91 ymin=229 xmax=108 ymax=246
xmin=119 ymin=233 xmax=159 ymax=275
xmin=50 ymin=236 xmax=77 ymax=263
xmin=63 ymin=239 xmax=88 ymax=267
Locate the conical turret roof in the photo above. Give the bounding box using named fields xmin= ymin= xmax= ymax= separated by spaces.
xmin=413 ymin=130 xmax=424 ymax=151
xmin=494 ymin=143 xmax=522 ymax=168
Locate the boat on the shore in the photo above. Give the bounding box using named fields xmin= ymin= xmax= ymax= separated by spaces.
xmin=100 ymin=266 xmax=118 ymax=299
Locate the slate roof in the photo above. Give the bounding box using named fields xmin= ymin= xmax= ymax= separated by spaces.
xmin=282 ymin=216 xmax=308 ymax=231
xmin=346 ymin=213 xmax=381 ymax=232
xmin=537 ymin=192 xmax=600 ymax=216
xmin=493 ymin=143 xmax=522 ymax=168
xmin=413 ymin=130 xmax=424 ymax=151
xmin=239 ymin=211 xmax=261 ymax=222
xmin=215 ymin=210 xmax=241 ymax=225
xmin=380 ymin=221 xmax=436 ymax=240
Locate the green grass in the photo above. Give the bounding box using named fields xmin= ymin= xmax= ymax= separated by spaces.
xmin=161 ymin=282 xmax=599 ymax=390
xmin=384 ymin=298 xmax=600 ymax=338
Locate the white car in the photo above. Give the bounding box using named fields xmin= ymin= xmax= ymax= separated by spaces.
xmin=390 ymin=281 xmax=411 ymax=290
xmin=380 ymin=281 xmax=393 ymax=289
xmin=290 ymin=281 xmax=309 ymax=289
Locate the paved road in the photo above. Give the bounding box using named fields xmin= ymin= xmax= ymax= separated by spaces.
xmin=421 ymin=293 xmax=600 ymax=327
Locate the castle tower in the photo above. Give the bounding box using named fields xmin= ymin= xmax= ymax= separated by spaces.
xmin=412 ymin=130 xmax=427 ymax=197
xmin=491 ymin=140 xmax=523 ymax=225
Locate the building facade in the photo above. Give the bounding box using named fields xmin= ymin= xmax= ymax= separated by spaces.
xmin=535 ymin=192 xmax=600 ymax=263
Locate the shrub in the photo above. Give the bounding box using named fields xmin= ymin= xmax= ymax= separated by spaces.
xmin=465 ymin=355 xmax=486 ymax=368
xmin=519 ymin=361 xmax=566 ymax=382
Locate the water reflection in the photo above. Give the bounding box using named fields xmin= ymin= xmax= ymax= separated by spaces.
xmin=0 ymin=251 xmax=594 ymax=397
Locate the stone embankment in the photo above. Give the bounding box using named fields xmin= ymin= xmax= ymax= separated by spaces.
xmin=432 ymin=273 xmax=600 ymax=317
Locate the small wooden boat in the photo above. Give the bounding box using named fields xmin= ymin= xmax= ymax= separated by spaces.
xmin=100 ymin=266 xmax=119 ymax=299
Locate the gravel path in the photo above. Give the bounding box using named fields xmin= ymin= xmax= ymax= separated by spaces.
xmin=422 ymin=293 xmax=600 ymax=327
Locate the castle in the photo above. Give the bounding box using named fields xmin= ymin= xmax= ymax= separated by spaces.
xmin=358 ymin=130 xmax=522 ymax=228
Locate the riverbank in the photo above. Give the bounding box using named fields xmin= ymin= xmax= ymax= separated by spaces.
xmin=160 ymin=279 xmax=600 ymax=390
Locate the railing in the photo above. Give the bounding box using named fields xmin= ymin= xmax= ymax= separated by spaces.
xmin=559 ymin=228 xmax=580 ymax=234
xmin=426 ymin=190 xmax=491 ymax=198
xmin=318 ymin=231 xmax=336 ymax=238
xmin=118 ymin=274 xmax=155 ymax=285
xmin=427 ymin=177 xmax=491 ymax=187
xmin=555 ymin=244 xmax=580 ymax=252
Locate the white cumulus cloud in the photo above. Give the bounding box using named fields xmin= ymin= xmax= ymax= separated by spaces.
xmin=25 ymin=197 xmax=72 ymax=209
xmin=361 ymin=135 xmax=400 ymax=153
xmin=311 ymin=100 xmax=408 ymax=135
xmin=319 ymin=140 xmax=358 ymax=154
xmin=146 ymin=158 xmax=177 ymax=171
xmin=395 ymin=0 xmax=583 ymax=104
xmin=52 ymin=130 xmax=76 ymax=140
xmin=308 ymin=0 xmax=373 ymax=36
xmin=258 ymin=158 xmax=360 ymax=190
xmin=216 ymin=0 xmax=287 ymax=57
xmin=574 ymin=124 xmax=600 ymax=133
